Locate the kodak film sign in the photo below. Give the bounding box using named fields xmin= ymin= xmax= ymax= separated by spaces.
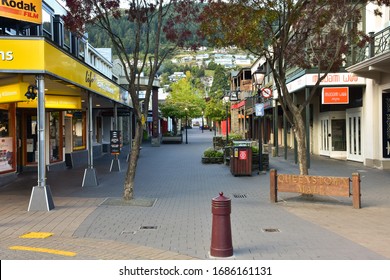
xmin=0 ymin=0 xmax=42 ymax=24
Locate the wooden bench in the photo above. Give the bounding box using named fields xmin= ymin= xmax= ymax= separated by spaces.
xmin=269 ymin=169 xmax=361 ymax=209
xmin=161 ymin=134 xmax=183 ymax=144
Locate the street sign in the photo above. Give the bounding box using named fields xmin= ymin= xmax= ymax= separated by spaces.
xmin=262 ymin=88 xmax=272 ymax=98
xmin=255 ymin=103 xmax=264 ymax=117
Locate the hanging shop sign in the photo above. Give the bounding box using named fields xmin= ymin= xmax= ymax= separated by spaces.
xmin=0 ymin=0 xmax=42 ymax=24
xmin=17 ymin=95 xmax=82 ymax=109
xmin=322 ymin=87 xmax=349 ymax=104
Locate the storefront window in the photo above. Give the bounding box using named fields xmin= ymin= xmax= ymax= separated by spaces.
xmin=73 ymin=111 xmax=86 ymax=150
xmin=26 ymin=115 xmax=37 ymax=164
xmin=49 ymin=112 xmax=61 ymax=162
xmin=0 ymin=110 xmax=9 ymax=137
xmin=0 ymin=110 xmax=13 ymax=172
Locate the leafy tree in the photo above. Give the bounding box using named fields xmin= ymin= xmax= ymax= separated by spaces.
xmin=207 ymin=61 xmax=218 ymax=70
xmin=160 ymin=60 xmax=179 ymax=76
xmin=160 ymin=72 xmax=206 ymax=132
xmin=63 ymin=0 xmax=203 ymax=200
xmin=209 ymin=64 xmax=229 ymax=98
xmin=204 ymin=91 xmax=228 ymax=123
xmin=200 ymin=0 xmax=389 ymax=175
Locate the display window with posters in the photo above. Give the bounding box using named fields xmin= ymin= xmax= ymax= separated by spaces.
xmin=72 ymin=111 xmax=86 ymax=150
xmin=49 ymin=111 xmax=62 ymax=162
xmin=0 ymin=109 xmax=13 ymax=173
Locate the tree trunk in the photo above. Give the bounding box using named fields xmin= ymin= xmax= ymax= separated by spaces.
xmin=123 ymin=121 xmax=143 ymax=200
xmin=293 ymin=113 xmax=309 ymax=175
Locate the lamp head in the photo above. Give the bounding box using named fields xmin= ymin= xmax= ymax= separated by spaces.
xmin=253 ymin=64 xmax=266 ymax=86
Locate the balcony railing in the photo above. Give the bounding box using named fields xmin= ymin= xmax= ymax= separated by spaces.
xmin=353 ymin=26 xmax=390 ymax=64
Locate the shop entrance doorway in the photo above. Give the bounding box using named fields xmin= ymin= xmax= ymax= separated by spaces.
xmin=23 ymin=111 xmax=63 ymax=167
xmin=24 ymin=112 xmax=38 ymax=165
xmin=319 ymin=112 xmax=347 ymax=159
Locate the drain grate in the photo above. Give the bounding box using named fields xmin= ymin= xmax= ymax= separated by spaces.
xmin=140 ymin=226 xmax=158 ymax=230
xmin=120 ymin=231 xmax=136 ymax=235
xmin=262 ymin=228 xmax=280 ymax=233
xmin=233 ymin=194 xmax=247 ymax=198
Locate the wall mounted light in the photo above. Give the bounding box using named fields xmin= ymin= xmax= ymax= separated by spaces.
xmin=229 ymin=87 xmax=241 ymax=101
xmin=25 ymin=85 xmax=38 ymax=100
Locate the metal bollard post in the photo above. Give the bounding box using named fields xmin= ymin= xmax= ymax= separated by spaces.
xmin=210 ymin=192 xmax=233 ymax=257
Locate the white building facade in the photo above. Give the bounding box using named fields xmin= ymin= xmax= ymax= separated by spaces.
xmin=347 ymin=3 xmax=390 ymax=169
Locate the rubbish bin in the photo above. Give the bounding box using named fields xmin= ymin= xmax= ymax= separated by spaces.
xmin=230 ymin=141 xmax=252 ymax=176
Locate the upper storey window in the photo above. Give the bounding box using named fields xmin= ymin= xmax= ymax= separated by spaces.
xmin=42 ymin=8 xmax=53 ymax=40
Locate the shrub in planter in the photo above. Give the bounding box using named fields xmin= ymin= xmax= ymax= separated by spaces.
xmin=223 ymin=133 xmax=244 ymax=146
xmin=251 ymin=146 xmax=259 ymax=154
xmin=202 ymin=148 xmax=224 ymax=164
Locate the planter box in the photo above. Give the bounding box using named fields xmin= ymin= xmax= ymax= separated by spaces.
xmin=213 ymin=136 xmax=225 ymax=149
xmin=252 ymin=153 xmax=269 ymax=171
xmin=201 ymin=157 xmax=224 ymax=164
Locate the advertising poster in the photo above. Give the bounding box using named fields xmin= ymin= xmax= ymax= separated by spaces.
xmin=0 ymin=137 xmax=13 ymax=172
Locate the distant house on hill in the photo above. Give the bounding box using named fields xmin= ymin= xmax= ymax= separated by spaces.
xmin=196 ymin=54 xmax=209 ymax=60
xmin=180 ymin=56 xmax=193 ymax=63
xmin=235 ymin=58 xmax=252 ymax=66
xmin=168 ymin=72 xmax=186 ymax=82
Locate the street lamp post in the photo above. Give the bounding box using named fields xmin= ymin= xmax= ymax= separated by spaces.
xmin=202 ymin=111 xmax=204 ymax=133
xmin=222 ymin=94 xmax=230 ymax=145
xmin=185 ymin=107 xmax=188 ymax=144
xmin=223 ymin=88 xmax=240 ymax=145
xmin=253 ymin=64 xmax=266 ymax=173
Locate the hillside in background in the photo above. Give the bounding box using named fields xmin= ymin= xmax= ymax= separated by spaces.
xmin=85 ymin=7 xmax=207 ymax=56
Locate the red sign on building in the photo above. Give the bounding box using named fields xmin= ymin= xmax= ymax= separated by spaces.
xmin=322 ymin=87 xmax=349 ymax=104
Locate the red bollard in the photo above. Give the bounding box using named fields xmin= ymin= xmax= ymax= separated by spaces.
xmin=210 ymin=192 xmax=233 ymax=257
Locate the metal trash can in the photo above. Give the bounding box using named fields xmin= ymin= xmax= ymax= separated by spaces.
xmin=230 ymin=141 xmax=252 ymax=176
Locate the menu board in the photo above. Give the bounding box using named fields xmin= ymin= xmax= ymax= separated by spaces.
xmin=383 ymin=93 xmax=390 ymax=158
xmin=110 ymin=130 xmax=121 ymax=155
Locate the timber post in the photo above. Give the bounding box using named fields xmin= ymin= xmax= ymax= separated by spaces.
xmin=270 ymin=169 xmax=277 ymax=203
xmin=351 ymin=173 xmax=361 ymax=209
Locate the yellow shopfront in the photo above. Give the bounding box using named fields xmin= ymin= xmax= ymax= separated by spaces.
xmin=0 ymin=37 xmax=129 ymax=178
xmin=0 ymin=80 xmax=82 ymax=171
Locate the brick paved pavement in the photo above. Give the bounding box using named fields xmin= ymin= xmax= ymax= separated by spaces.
xmin=0 ymin=129 xmax=389 ymax=260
